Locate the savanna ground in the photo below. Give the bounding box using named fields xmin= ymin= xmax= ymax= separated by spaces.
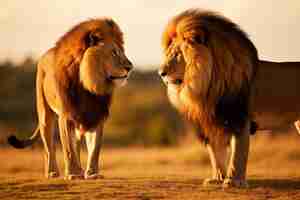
xmin=1 ymin=60 xmax=300 ymax=199
xmin=1 ymin=133 xmax=300 ymax=200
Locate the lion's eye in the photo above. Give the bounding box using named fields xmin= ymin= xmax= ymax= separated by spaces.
xmin=176 ymin=53 xmax=182 ymax=60
xmin=88 ymin=33 xmax=104 ymax=46
xmin=112 ymin=49 xmax=118 ymax=57
xmin=194 ymin=35 xmax=204 ymax=44
xmin=193 ymin=34 xmax=208 ymax=46
xmin=170 ymin=56 xmax=177 ymax=65
xmin=172 ymin=50 xmax=179 ymax=57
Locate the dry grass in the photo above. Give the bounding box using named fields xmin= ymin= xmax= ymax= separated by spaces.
xmin=1 ymin=133 xmax=300 ymax=199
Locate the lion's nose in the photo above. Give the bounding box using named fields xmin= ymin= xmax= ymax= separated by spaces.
xmin=158 ymin=70 xmax=167 ymax=77
xmin=124 ymin=66 xmax=132 ymax=72
xmin=124 ymin=65 xmax=132 ymax=72
xmin=124 ymin=59 xmax=133 ymax=72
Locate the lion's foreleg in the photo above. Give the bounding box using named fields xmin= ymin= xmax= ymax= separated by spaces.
xmin=224 ymin=121 xmax=250 ymax=188
xmin=37 ymin=67 xmax=59 ymax=178
xmin=84 ymin=123 xmax=104 ymax=179
xmin=58 ymin=117 xmax=83 ymax=180
xmin=74 ymin=129 xmax=83 ymax=165
xmin=203 ymin=143 xmax=227 ymax=186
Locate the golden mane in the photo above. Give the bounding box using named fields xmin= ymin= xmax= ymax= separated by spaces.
xmin=55 ymin=18 xmax=124 ymax=69
xmin=8 ymin=18 xmax=132 ymax=180
xmin=160 ymin=8 xmax=259 ymax=187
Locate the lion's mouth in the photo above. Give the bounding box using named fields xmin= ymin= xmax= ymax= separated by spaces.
xmin=108 ymin=74 xmax=129 ymax=87
xmin=108 ymin=75 xmax=128 ymax=80
xmin=163 ymin=78 xmax=183 ymax=85
xmin=171 ymin=79 xmax=183 ymax=85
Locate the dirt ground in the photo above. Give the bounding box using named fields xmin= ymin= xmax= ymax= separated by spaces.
xmin=1 ymin=133 xmax=300 ymax=200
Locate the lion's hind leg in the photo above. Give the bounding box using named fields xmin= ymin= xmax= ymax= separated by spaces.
xmin=37 ymin=67 xmax=59 ymax=178
xmin=39 ymin=111 xmax=60 ymax=178
xmin=203 ymin=143 xmax=227 ymax=186
xmin=223 ymin=121 xmax=250 ymax=188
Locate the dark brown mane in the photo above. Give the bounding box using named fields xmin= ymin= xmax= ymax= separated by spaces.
xmin=72 ymin=84 xmax=112 ymax=131
xmin=162 ymin=9 xmax=259 ymax=144
xmin=164 ymin=9 xmax=258 ymax=68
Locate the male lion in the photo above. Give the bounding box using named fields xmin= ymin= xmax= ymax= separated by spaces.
xmin=159 ymin=9 xmax=258 ymax=188
xmin=8 ymin=18 xmax=133 ymax=180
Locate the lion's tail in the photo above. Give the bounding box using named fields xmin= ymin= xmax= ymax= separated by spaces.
xmin=7 ymin=126 xmax=40 ymax=149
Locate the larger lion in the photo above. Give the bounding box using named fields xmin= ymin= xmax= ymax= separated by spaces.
xmin=159 ymin=9 xmax=258 ymax=188
xmin=8 ymin=18 xmax=133 ymax=180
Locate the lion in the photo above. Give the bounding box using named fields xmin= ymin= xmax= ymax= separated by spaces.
xmin=8 ymin=18 xmax=133 ymax=180
xmin=254 ymin=60 xmax=300 ymax=133
xmin=159 ymin=9 xmax=258 ymax=188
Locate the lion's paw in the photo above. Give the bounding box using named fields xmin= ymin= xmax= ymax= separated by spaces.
xmin=64 ymin=174 xmax=84 ymax=180
xmin=47 ymin=172 xmax=60 ymax=179
xmin=203 ymin=178 xmax=223 ymax=187
xmin=85 ymin=173 xmax=104 ymax=180
xmin=222 ymin=178 xmax=248 ymax=188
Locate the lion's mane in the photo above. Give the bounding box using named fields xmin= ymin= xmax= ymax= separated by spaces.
xmin=52 ymin=18 xmax=124 ymax=131
xmin=163 ymin=9 xmax=258 ymax=144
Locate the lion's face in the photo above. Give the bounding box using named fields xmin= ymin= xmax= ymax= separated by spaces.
xmin=159 ymin=41 xmax=186 ymax=92
xmin=104 ymin=43 xmax=132 ymax=87
xmin=159 ymin=26 xmax=212 ymax=96
xmin=83 ymin=43 xmax=132 ymax=86
xmin=79 ymin=24 xmax=133 ymax=95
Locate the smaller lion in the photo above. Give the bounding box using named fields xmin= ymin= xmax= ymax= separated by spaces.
xmin=8 ymin=18 xmax=133 ymax=180
xmin=159 ymin=9 xmax=258 ymax=188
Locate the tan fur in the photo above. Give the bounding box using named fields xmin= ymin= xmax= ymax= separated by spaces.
xmin=159 ymin=9 xmax=258 ymax=187
xmin=9 ymin=18 xmax=132 ymax=179
xmin=254 ymin=60 xmax=300 ymax=134
xmin=295 ymin=120 xmax=300 ymax=134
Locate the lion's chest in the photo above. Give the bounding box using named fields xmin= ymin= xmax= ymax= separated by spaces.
xmin=167 ymin=86 xmax=183 ymax=111
xmin=73 ymin=88 xmax=112 ymax=130
xmin=167 ymin=86 xmax=194 ymax=111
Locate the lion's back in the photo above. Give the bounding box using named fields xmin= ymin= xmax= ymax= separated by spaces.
xmin=253 ymin=60 xmax=300 ymax=130
xmin=254 ymin=60 xmax=300 ymax=111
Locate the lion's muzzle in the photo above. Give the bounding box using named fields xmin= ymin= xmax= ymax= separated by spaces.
xmin=158 ymin=69 xmax=167 ymax=77
xmin=158 ymin=69 xmax=183 ymax=87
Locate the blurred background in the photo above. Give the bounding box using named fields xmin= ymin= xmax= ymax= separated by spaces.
xmin=0 ymin=0 xmax=300 ymax=147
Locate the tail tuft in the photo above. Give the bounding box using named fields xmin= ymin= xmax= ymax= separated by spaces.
xmin=8 ymin=135 xmax=27 ymax=149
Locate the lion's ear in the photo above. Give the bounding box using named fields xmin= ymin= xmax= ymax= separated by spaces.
xmin=86 ymin=31 xmax=104 ymax=47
